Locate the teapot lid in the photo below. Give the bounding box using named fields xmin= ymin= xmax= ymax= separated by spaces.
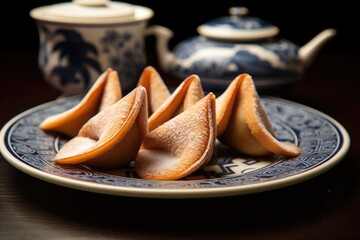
xmin=30 ymin=0 xmax=153 ymax=24
xmin=197 ymin=7 xmax=279 ymax=41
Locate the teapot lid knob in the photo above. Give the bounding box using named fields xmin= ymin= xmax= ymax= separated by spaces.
xmin=197 ymin=6 xmax=279 ymax=41
xmin=229 ymin=7 xmax=249 ymax=17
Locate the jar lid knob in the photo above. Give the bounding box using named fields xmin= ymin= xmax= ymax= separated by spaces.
xmin=74 ymin=0 xmax=109 ymax=6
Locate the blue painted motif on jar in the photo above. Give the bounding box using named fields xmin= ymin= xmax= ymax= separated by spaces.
xmin=100 ymin=29 xmax=146 ymax=90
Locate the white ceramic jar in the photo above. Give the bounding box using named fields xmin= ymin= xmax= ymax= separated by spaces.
xmin=30 ymin=0 xmax=154 ymax=95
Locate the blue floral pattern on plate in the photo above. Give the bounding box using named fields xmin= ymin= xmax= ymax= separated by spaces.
xmin=0 ymin=96 xmax=350 ymax=198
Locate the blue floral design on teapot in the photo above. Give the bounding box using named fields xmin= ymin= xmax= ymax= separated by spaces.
xmin=149 ymin=7 xmax=336 ymax=92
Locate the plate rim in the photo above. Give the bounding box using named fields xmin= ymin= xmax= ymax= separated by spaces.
xmin=0 ymin=96 xmax=351 ymax=198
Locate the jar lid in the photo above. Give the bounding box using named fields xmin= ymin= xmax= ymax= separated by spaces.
xmin=197 ymin=7 xmax=279 ymax=41
xmin=30 ymin=0 xmax=153 ymax=24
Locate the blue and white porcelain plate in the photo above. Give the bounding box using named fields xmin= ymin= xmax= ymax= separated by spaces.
xmin=0 ymin=96 xmax=350 ymax=198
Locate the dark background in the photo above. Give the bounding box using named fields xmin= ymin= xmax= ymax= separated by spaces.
xmin=1 ymin=2 xmax=360 ymax=239
xmin=1 ymin=0 xmax=357 ymax=55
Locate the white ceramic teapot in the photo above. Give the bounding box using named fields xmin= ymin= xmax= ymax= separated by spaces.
xmin=30 ymin=0 xmax=154 ymax=95
xmin=149 ymin=7 xmax=336 ymax=92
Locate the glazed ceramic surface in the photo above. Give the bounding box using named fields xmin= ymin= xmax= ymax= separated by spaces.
xmin=30 ymin=0 xmax=153 ymax=95
xmin=0 ymin=96 xmax=349 ymax=198
xmin=151 ymin=7 xmax=336 ymax=92
xmin=36 ymin=21 xmax=148 ymax=95
xmin=171 ymin=36 xmax=301 ymax=91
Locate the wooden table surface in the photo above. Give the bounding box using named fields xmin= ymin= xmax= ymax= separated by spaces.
xmin=0 ymin=51 xmax=359 ymax=239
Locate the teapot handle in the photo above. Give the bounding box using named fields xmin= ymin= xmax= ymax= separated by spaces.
xmin=145 ymin=25 xmax=175 ymax=72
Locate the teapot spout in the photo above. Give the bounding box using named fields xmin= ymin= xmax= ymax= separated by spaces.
xmin=145 ymin=25 xmax=175 ymax=72
xmin=299 ymin=28 xmax=337 ymax=68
